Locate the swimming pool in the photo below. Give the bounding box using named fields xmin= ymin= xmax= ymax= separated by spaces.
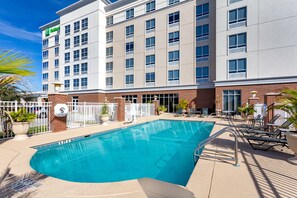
xmin=30 ymin=120 xmax=214 ymax=186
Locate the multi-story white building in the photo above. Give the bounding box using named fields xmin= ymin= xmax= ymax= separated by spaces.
xmin=40 ymin=0 xmax=297 ymax=112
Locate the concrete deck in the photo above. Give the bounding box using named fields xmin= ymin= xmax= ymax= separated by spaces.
xmin=0 ymin=115 xmax=296 ymax=197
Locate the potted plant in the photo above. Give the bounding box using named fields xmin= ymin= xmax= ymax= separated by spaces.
xmin=177 ymin=99 xmax=189 ymax=114
xmin=6 ymin=108 xmax=36 ymax=141
xmin=238 ymin=103 xmax=256 ymax=120
xmin=273 ymin=88 xmax=297 ymax=165
xmin=157 ymin=105 xmax=167 ymax=115
xmin=100 ymin=104 xmax=109 ymax=125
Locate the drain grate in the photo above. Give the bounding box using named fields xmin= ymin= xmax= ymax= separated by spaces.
xmin=10 ymin=178 xmax=41 ymax=192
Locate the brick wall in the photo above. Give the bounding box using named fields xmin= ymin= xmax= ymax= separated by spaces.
xmin=48 ymin=93 xmax=68 ymax=132
xmin=215 ymin=82 xmax=297 ymax=110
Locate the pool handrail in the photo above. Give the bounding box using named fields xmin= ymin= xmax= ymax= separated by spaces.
xmin=193 ymin=127 xmax=239 ymax=167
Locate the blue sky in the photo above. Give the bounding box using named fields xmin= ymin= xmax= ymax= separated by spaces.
xmin=0 ymin=0 xmax=78 ymax=91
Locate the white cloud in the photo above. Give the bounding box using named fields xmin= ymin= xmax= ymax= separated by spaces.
xmin=0 ymin=20 xmax=41 ymax=43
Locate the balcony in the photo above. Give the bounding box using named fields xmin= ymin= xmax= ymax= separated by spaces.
xmin=229 ymin=21 xmax=246 ymax=29
xmin=229 ymin=46 xmax=246 ymax=54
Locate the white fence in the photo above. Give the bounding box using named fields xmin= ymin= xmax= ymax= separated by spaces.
xmin=67 ymin=102 xmax=118 ymax=129
xmin=0 ymin=101 xmax=51 ymax=139
xmin=125 ymin=103 xmax=155 ymax=122
xmin=274 ymin=106 xmax=289 ymax=126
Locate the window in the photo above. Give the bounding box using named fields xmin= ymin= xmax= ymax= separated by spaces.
xmin=106 ymin=47 xmax=113 ymax=57
xmin=168 ymin=50 xmax=179 ymax=62
xmin=55 ymin=59 xmax=59 ymax=68
xmin=126 ymin=58 xmax=134 ymax=69
xmin=106 ymin=77 xmax=113 ymax=86
xmin=64 ymin=66 xmax=70 ymax=76
xmin=142 ymin=94 xmax=179 ymax=113
xmin=55 ymin=35 xmax=59 ymax=44
xmin=43 ymin=39 xmax=48 ymax=48
xmin=107 ymin=16 xmax=113 ymax=26
xmin=196 ymin=45 xmax=209 ymax=58
xmin=64 ymin=80 xmax=70 ymax=90
xmin=146 ymin=72 xmax=155 ymax=83
xmin=106 ymin=31 xmax=113 ymax=43
xmin=168 ymin=70 xmax=179 ymax=81
xmin=54 ymin=71 xmax=59 ymax=80
xmin=196 ymin=66 xmax=209 ymax=82
xmin=81 ymin=63 xmax=88 ymax=74
xmin=74 ymin=21 xmax=80 ymax=32
xmin=82 ymin=18 xmax=88 ymax=30
xmin=169 ymin=12 xmax=180 ymax=24
xmin=169 ymin=31 xmax=179 ymax=43
xmin=146 ymin=37 xmax=155 ymax=48
xmin=146 ymin=1 xmax=155 ymax=13
xmin=106 ymin=62 xmax=113 ymax=72
xmin=125 ymin=75 xmax=134 ymax=84
xmin=229 ymin=7 xmax=246 ymax=24
xmin=126 ymin=9 xmax=134 ymax=19
xmin=126 ymin=25 xmax=134 ymax=37
xmin=81 ymin=77 xmax=87 ymax=89
xmin=74 ymin=50 xmax=80 ymax=61
xmin=146 ymin=19 xmax=155 ymax=31
xmin=196 ymin=3 xmax=209 ymax=18
xmin=229 ymin=58 xmax=246 ymax=73
xmin=146 ymin=55 xmax=155 ymax=65
xmin=42 ymin=84 xmax=48 ymax=92
xmin=42 ymin=62 xmax=48 ymax=70
xmin=229 ymin=33 xmax=246 ymax=49
xmin=196 ymin=24 xmax=209 ymax=39
xmin=42 ymin=73 xmax=48 ymax=81
xmin=223 ymin=90 xmax=241 ymax=111
xmin=81 ymin=48 xmax=88 ymax=59
xmin=74 ymin=35 xmax=80 ymax=47
xmin=65 ymin=38 xmax=70 ymax=49
xmin=73 ymin=79 xmax=79 ymax=89
xmin=81 ymin=33 xmax=88 ymax=45
xmin=169 ymin=0 xmax=179 ymax=5
xmin=55 ymin=47 xmax=59 ymax=56
xmin=74 ymin=64 xmax=80 ymax=75
xmin=126 ymin=42 xmax=134 ymax=53
xmin=43 ymin=50 xmax=48 ymax=59
xmin=65 ymin=25 xmax=70 ymax=35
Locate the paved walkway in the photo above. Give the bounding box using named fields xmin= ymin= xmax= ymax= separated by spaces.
xmin=0 ymin=115 xmax=296 ymax=197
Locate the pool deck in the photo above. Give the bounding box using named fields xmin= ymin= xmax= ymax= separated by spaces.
xmin=0 ymin=115 xmax=296 ymax=197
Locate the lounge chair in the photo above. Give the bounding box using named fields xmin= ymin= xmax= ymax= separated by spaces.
xmin=240 ymin=114 xmax=281 ymax=130
xmin=174 ymin=109 xmax=183 ymax=117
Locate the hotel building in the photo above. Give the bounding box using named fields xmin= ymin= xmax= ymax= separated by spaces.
xmin=40 ymin=0 xmax=297 ymax=112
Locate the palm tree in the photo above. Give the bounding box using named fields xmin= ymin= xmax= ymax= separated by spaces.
xmin=273 ymin=88 xmax=297 ymax=129
xmin=0 ymin=50 xmax=35 ymax=76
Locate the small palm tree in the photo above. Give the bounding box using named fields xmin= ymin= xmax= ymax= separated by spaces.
xmin=273 ymin=88 xmax=297 ymax=129
xmin=0 ymin=50 xmax=35 ymax=76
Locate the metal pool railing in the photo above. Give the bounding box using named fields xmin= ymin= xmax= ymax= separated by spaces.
xmin=0 ymin=101 xmax=52 ymax=139
xmin=193 ymin=127 xmax=239 ymax=167
xmin=67 ymin=102 xmax=118 ymax=129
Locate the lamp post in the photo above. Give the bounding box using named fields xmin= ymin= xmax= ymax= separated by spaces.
xmin=52 ymin=82 xmax=63 ymax=93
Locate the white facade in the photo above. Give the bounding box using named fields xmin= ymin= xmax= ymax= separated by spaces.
xmin=215 ymin=0 xmax=297 ymax=86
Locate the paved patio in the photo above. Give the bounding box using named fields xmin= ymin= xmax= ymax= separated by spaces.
xmin=0 ymin=115 xmax=296 ymax=198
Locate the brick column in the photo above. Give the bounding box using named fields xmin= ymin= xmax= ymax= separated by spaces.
xmin=264 ymin=93 xmax=281 ymax=125
xmin=248 ymin=97 xmax=259 ymax=105
xmin=115 ymin=97 xmax=125 ymax=122
xmin=48 ymin=93 xmax=68 ymax=132
xmin=153 ymin=99 xmax=160 ymax=115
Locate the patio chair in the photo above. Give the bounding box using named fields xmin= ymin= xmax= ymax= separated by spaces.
xmin=240 ymin=114 xmax=281 ymax=130
xmin=174 ymin=109 xmax=183 ymax=117
xmin=187 ymin=108 xmax=197 ymax=117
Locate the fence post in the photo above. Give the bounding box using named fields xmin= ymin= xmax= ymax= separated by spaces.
xmin=83 ymin=102 xmax=86 ymax=127
xmin=14 ymin=100 xmax=18 ymax=112
xmin=115 ymin=97 xmax=125 ymax=122
xmin=153 ymin=99 xmax=159 ymax=115
xmin=48 ymin=93 xmax=68 ymax=132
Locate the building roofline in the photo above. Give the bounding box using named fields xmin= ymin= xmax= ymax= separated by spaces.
xmin=39 ymin=19 xmax=60 ymax=31
xmin=105 ymin=0 xmax=139 ymax=12
xmin=56 ymin=0 xmax=111 ymax=16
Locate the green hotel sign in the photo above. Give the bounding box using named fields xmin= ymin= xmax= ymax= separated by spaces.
xmin=45 ymin=26 xmax=60 ymax=37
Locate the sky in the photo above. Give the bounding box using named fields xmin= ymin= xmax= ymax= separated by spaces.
xmin=0 ymin=0 xmax=79 ymax=91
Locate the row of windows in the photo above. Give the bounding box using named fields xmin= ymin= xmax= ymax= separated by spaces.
xmin=64 ymin=63 xmax=88 ymax=76
xmin=65 ymin=18 xmax=88 ymax=36
xmin=42 ymin=59 xmax=59 ymax=70
xmin=43 ymin=71 xmax=59 ymax=81
xmin=106 ymin=1 xmax=181 ymax=26
xmin=42 ymin=35 xmax=59 ymax=49
xmin=64 ymin=78 xmax=88 ymax=90
xmin=65 ymin=33 xmax=88 ymax=49
xmin=42 ymin=47 xmax=59 ymax=59
xmin=64 ymin=48 xmax=88 ymax=63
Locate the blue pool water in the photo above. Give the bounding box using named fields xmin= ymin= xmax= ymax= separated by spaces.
xmin=30 ymin=120 xmax=213 ymax=186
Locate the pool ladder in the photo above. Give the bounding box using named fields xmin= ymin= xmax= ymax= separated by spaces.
xmin=193 ymin=127 xmax=240 ymax=167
